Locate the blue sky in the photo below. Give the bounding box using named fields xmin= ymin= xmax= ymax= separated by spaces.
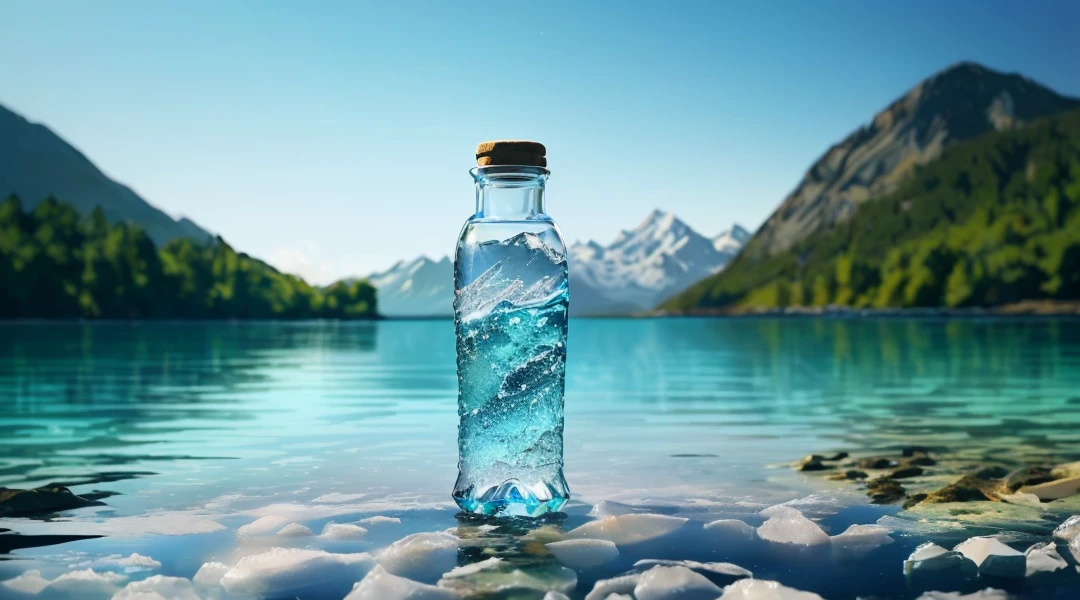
xmin=2 ymin=1 xmax=1078 ymax=283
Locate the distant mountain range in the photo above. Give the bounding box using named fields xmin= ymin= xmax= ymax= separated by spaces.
xmin=367 ymin=212 xmax=749 ymax=317
xmin=666 ymin=62 xmax=1080 ymax=313
xmin=742 ymin=61 xmax=1080 ymax=263
xmin=0 ymin=102 xmax=212 ymax=247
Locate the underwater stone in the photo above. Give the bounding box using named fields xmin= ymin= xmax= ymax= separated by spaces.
xmin=0 ymin=485 xmax=101 ymax=517
xmin=889 ymin=466 xmax=924 ymax=479
xmin=866 ymin=477 xmax=906 ymax=503
xmin=857 ymin=457 xmax=895 ymax=469
xmin=953 ymin=536 xmax=1025 ymax=578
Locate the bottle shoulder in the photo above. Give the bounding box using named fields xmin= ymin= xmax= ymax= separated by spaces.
xmin=457 ymin=216 xmax=567 ymax=254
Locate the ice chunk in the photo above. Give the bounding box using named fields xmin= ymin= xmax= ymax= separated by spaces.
xmin=603 ymin=595 xmax=634 ymax=600
xmin=377 ymin=532 xmax=460 ymax=584
xmin=277 ymin=523 xmax=313 ymax=537
xmin=545 ymin=539 xmax=619 ymax=569
xmin=345 ymin=565 xmax=458 ymax=600
xmin=829 ymin=524 xmax=894 ymax=551
xmin=1 ymin=569 xmax=126 ymax=600
xmin=632 ymin=565 xmax=721 ymax=600
xmin=313 ymin=492 xmax=368 ymax=503
xmin=112 ymin=575 xmax=200 ymax=600
xmin=953 ymin=537 xmax=1025 ymax=578
xmin=193 ymin=561 xmax=230 ymax=588
xmin=703 ymin=519 xmax=756 ymax=540
xmin=903 ymin=543 xmax=979 ymax=579
xmin=566 ymin=513 xmax=689 ymax=545
xmin=359 ymin=516 xmax=402 ymax=525
xmin=71 ymin=553 xmax=162 ymax=572
xmin=238 ymin=515 xmax=290 ymax=537
xmin=585 ymin=573 xmax=641 ymax=600
xmin=1052 ymin=514 xmax=1080 ymax=544
xmin=719 ymin=579 xmax=824 ymax=599
xmin=633 ymin=560 xmax=751 ymax=584
xmin=1024 ymin=541 xmax=1067 ymax=576
xmin=321 ymin=523 xmax=369 ymax=540
xmin=1018 ymin=476 xmax=1080 ymax=501
xmin=756 ymin=508 xmax=829 ymax=546
xmin=589 ymin=500 xmax=644 ymax=518
xmin=2 ymin=570 xmax=51 ymax=595
xmin=915 ymin=589 xmax=1009 ymax=599
xmin=220 ymin=547 xmax=376 ymax=598
xmin=543 ymin=592 xmax=571 ymax=600
xmin=440 ymin=557 xmax=502 ymax=579
xmin=1071 ymin=535 xmax=1080 ymax=563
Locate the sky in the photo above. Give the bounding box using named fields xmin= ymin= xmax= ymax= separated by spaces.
xmin=2 ymin=1 xmax=1079 ymax=284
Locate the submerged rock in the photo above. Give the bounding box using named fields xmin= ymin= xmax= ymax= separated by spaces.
xmin=719 ymin=579 xmax=824 ymax=599
xmin=915 ymin=474 xmax=997 ymax=505
xmin=1024 ymin=541 xmax=1068 ymax=576
xmin=1003 ymin=465 xmax=1055 ymax=491
xmin=953 ymin=537 xmax=1025 ymax=578
xmin=866 ymin=477 xmax=905 ymax=503
xmin=857 ymin=457 xmax=896 ymax=469
xmin=826 ymin=469 xmax=868 ymax=481
xmin=798 ymin=455 xmax=830 ymax=472
xmin=1052 ymin=461 xmax=1080 ymax=480
xmin=889 ymin=466 xmax=924 ymax=479
xmin=904 ymin=454 xmax=938 ymax=467
xmin=0 ymin=485 xmax=101 ymax=517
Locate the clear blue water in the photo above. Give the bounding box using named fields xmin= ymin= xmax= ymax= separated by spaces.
xmin=2 ymin=319 xmax=1080 ymax=598
xmin=453 ymin=232 xmax=570 ymax=517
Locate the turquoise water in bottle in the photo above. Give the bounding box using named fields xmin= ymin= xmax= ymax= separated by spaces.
xmin=452 ymin=159 xmax=570 ymax=517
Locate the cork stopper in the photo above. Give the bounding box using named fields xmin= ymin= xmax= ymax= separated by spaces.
xmin=475 ymin=140 xmax=547 ymax=167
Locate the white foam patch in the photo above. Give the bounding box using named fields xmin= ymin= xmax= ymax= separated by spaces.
xmin=192 ymin=562 xmax=230 ymax=588
xmin=720 ymin=579 xmax=825 ymax=599
xmin=545 ymin=539 xmax=619 ymax=569
xmin=345 ymin=565 xmax=458 ymax=599
xmin=321 ymin=523 xmax=369 ymax=540
xmin=112 ymin=575 xmax=200 ymax=600
xmin=756 ymin=507 xmax=829 ymax=546
xmin=633 ymin=565 xmax=722 ymax=600
xmin=376 ymin=532 xmax=460 ymax=584
xmin=566 ymin=513 xmax=688 ymax=545
xmin=277 ymin=523 xmax=314 ymax=537
xmin=220 ymin=547 xmax=376 ymax=598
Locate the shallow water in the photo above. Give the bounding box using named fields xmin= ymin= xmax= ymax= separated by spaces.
xmin=1 ymin=318 xmax=1080 ymax=599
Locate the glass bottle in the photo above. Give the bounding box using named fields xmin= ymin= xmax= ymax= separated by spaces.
xmin=452 ymin=141 xmax=570 ymax=517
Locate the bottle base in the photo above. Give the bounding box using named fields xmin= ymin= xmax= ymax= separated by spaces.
xmin=452 ymin=478 xmax=569 ymax=517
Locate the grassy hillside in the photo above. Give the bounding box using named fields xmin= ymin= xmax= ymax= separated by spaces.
xmin=0 ymin=196 xmax=377 ymax=319
xmin=664 ymin=108 xmax=1080 ymax=312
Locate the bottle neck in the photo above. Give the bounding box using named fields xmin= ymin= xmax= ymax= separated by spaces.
xmin=471 ymin=166 xmax=550 ymax=220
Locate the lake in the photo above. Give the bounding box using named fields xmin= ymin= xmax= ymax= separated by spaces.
xmin=2 ymin=318 xmax=1080 ymax=599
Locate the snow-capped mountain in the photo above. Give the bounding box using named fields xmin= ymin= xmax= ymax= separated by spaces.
xmin=364 ymin=211 xmax=748 ymax=316
xmin=366 ymin=256 xmax=453 ymax=317
xmin=568 ymin=210 xmax=747 ymax=314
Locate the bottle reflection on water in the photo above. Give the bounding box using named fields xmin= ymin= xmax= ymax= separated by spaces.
xmin=452 ymin=141 xmax=570 ymax=517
